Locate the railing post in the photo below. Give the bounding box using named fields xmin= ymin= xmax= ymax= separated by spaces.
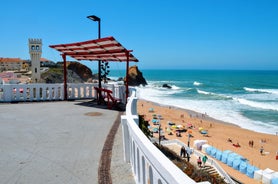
xmin=3 ymin=85 xmax=12 ymax=102
xmin=121 ymin=115 xmax=131 ymax=163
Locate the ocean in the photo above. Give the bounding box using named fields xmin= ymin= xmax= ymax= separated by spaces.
xmin=110 ymin=70 xmax=278 ymax=135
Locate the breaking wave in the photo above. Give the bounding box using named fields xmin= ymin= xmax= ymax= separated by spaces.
xmin=244 ymin=87 xmax=278 ymax=95
xmin=235 ymin=98 xmax=278 ymax=111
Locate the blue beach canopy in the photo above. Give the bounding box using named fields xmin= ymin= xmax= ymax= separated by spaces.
xmin=216 ymin=150 xmax=222 ymax=161
xmin=239 ymin=161 xmax=249 ymax=174
xmin=210 ymin=147 xmax=217 ymax=157
xmin=206 ymin=146 xmax=213 ymax=155
xmin=246 ymin=165 xmax=259 ymax=178
xmin=221 ymin=150 xmax=232 ymax=164
xmin=232 ymin=158 xmax=242 ymax=170
xmin=227 ymin=153 xmax=239 ymax=167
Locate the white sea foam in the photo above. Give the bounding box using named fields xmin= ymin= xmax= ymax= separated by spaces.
xmin=235 ymin=98 xmax=278 ymax=111
xmin=197 ymin=89 xmax=211 ymax=95
xmin=136 ymin=86 xmax=278 ymax=135
xmin=193 ymin=81 xmax=202 ymax=86
xmin=197 ymin=89 xmax=233 ymax=100
xmin=244 ymin=87 xmax=278 ymax=95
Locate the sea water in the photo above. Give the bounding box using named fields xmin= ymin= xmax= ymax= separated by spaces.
xmin=110 ymin=70 xmax=278 ymax=135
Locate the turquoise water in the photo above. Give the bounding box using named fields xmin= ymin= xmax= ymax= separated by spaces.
xmin=110 ymin=70 xmax=278 ymax=134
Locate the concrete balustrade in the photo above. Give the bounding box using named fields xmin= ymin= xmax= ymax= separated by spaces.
xmin=0 ymin=83 xmax=126 ymax=103
xmin=121 ymin=90 xmax=210 ymax=184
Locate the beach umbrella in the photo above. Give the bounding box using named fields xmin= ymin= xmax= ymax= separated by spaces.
xmin=152 ymin=127 xmax=158 ymax=133
xmin=199 ymin=127 xmax=203 ymax=131
xmin=200 ymin=130 xmax=208 ymax=135
xmin=171 ymin=125 xmax=177 ymax=129
xmin=177 ymin=125 xmax=184 ymax=129
xmin=168 ymin=121 xmax=175 ymax=126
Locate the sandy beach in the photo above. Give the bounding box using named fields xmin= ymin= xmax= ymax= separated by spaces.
xmin=137 ymin=99 xmax=278 ymax=184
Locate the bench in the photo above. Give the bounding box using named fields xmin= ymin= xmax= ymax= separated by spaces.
xmin=94 ymin=87 xmax=121 ymax=109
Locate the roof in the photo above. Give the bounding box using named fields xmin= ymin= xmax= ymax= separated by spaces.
xmin=49 ymin=36 xmax=138 ymax=62
xmin=0 ymin=58 xmax=24 ymax=63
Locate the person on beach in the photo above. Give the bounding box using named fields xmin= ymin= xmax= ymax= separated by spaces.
xmin=260 ymin=146 xmax=264 ymax=155
xmin=197 ymin=157 xmax=202 ymax=167
xmin=180 ymin=146 xmax=186 ymax=158
xmin=202 ymin=155 xmax=208 ymax=166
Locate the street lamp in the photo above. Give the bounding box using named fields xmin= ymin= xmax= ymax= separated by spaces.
xmin=87 ymin=15 xmax=102 ymax=103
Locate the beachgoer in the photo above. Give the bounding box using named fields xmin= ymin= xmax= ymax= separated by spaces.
xmin=197 ymin=157 xmax=202 ymax=167
xmin=180 ymin=146 xmax=186 ymax=158
xmin=260 ymin=146 xmax=264 ymax=155
xmin=202 ymin=155 xmax=208 ymax=166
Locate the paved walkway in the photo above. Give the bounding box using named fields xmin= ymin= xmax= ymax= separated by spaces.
xmin=0 ymin=101 xmax=135 ymax=184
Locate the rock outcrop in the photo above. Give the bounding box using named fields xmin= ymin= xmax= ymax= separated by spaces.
xmin=125 ymin=65 xmax=147 ymax=86
xmin=67 ymin=62 xmax=93 ymax=81
xmin=162 ymin=84 xmax=172 ymax=89
xmin=42 ymin=62 xmax=94 ymax=83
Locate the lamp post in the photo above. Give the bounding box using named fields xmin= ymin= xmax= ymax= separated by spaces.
xmin=87 ymin=15 xmax=102 ymax=102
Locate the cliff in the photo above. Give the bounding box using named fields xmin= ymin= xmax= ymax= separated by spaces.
xmin=41 ymin=62 xmax=94 ymax=83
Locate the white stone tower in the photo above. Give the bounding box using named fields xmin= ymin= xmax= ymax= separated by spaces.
xmin=29 ymin=38 xmax=42 ymax=83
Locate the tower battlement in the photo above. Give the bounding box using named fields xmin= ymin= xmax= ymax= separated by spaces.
xmin=28 ymin=38 xmax=42 ymax=44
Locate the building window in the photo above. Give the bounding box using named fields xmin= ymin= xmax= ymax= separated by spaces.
xmin=35 ymin=68 xmax=37 ymax=73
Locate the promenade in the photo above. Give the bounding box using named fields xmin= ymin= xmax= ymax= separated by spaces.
xmin=0 ymin=101 xmax=135 ymax=184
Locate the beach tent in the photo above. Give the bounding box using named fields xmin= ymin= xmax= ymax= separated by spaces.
xmin=216 ymin=150 xmax=222 ymax=161
xmin=193 ymin=140 xmax=207 ymax=150
xmin=227 ymin=152 xmax=240 ymax=167
xmin=246 ymin=165 xmax=259 ymax=178
xmin=201 ymin=144 xmax=211 ymax=153
xmin=232 ymin=158 xmax=242 ymax=170
xmin=239 ymin=161 xmax=249 ymax=174
xmin=210 ymin=147 xmax=217 ymax=157
xmin=205 ymin=146 xmax=212 ymax=155
xmin=221 ymin=150 xmax=232 ymax=164
xmin=271 ymin=173 xmax=278 ymax=184
xmin=254 ymin=168 xmax=278 ymax=184
xmin=254 ymin=169 xmax=263 ymax=182
xmin=272 ymin=178 xmax=278 ymax=184
xmin=262 ymin=168 xmax=275 ymax=184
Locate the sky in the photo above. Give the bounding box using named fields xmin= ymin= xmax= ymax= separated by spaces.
xmin=1 ymin=0 xmax=278 ymax=70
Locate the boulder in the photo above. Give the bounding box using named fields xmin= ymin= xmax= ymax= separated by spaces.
xmin=162 ymin=84 xmax=172 ymax=89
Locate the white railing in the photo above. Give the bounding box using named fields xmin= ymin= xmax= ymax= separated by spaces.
xmin=0 ymin=83 xmax=126 ymax=103
xmin=121 ymin=90 xmax=210 ymax=184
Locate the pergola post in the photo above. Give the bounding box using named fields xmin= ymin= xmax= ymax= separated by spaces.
xmin=125 ymin=50 xmax=130 ymax=104
xmin=62 ymin=54 xmax=68 ymax=100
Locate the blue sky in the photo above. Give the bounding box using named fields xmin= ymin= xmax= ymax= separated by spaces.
xmin=1 ymin=0 xmax=278 ymax=70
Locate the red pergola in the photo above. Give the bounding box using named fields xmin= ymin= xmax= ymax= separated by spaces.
xmin=49 ymin=36 xmax=138 ymax=102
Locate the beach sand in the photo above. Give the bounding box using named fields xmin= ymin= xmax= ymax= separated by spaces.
xmin=137 ymin=99 xmax=278 ymax=184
